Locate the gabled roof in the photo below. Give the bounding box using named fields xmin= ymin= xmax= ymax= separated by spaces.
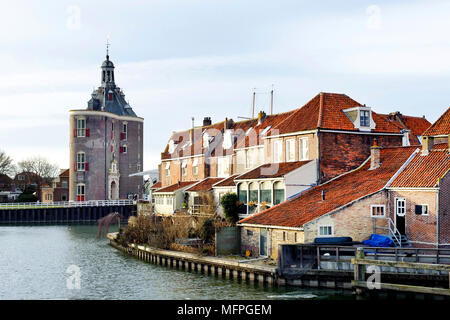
xmin=378 ymin=113 xmax=431 ymax=145
xmin=235 ymin=161 xmax=312 ymax=180
xmin=423 ymin=107 xmax=450 ymax=136
xmin=212 ymin=174 xmax=239 ymax=187
xmin=59 ymin=169 xmax=70 ymax=177
xmin=150 ymin=181 xmax=162 ymax=189
xmin=239 ymin=146 xmax=417 ymax=228
xmin=185 ymin=177 xmax=225 ymax=192
xmin=389 ymin=145 xmax=450 ymax=188
xmin=266 ymin=92 xmax=408 ymax=136
xmin=154 ymin=181 xmax=198 ymax=193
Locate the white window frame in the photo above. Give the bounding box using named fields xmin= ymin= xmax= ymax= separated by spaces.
xmin=122 ymin=145 xmax=127 ymax=154
xmin=299 ymin=137 xmax=309 ymax=160
xmin=192 ymin=158 xmax=199 ymax=175
xmin=76 ymin=152 xmax=86 ymax=171
xmin=395 ymin=198 xmax=406 ymax=217
xmin=181 ymin=160 xmax=187 ymax=176
xmin=370 ymin=204 xmax=386 ymax=218
xmin=217 ymin=157 xmax=229 ymax=178
xmin=122 ymin=122 xmax=128 ymax=141
xmin=417 ymin=204 xmax=429 ymax=216
xmin=77 ymin=118 xmax=86 ymax=137
xmin=77 ymin=184 xmax=85 ymax=197
xmin=360 ymin=110 xmax=370 ymax=127
xmin=273 ymin=140 xmax=282 ymax=163
xmin=318 ymin=225 xmax=334 ymax=237
xmin=286 ymin=139 xmax=295 ymax=162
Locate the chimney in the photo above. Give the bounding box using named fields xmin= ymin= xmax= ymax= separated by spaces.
xmin=422 ymin=136 xmax=434 ymax=155
xmin=177 ymin=181 xmax=180 ymax=187
xmin=321 ymin=190 xmax=326 ymax=201
xmin=203 ymin=117 xmax=212 ymax=126
xmin=369 ymin=139 xmax=381 ymax=170
xmin=224 ymin=117 xmax=233 ymax=131
xmin=257 ymin=111 xmax=266 ymax=125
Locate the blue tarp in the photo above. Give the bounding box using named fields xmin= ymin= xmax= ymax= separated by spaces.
xmin=362 ymin=234 xmax=394 ymax=247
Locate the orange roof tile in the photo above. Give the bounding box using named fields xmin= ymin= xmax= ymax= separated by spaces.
xmin=235 ymin=161 xmax=312 ymax=180
xmin=423 ymin=107 xmax=450 ymax=136
xmin=213 ymin=174 xmax=238 ymax=187
xmin=185 ymin=177 xmax=225 ymax=192
xmin=150 ymin=181 xmax=162 ymax=189
xmin=390 ymin=146 xmax=450 ymax=188
xmin=239 ymin=146 xmax=417 ymax=228
xmin=154 ymin=181 xmax=198 ymax=193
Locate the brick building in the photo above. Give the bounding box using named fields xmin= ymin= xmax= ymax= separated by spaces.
xmin=238 ymin=106 xmax=450 ymax=258
xmin=69 ymin=53 xmax=144 ymax=201
xmin=159 ymin=92 xmax=430 ymax=216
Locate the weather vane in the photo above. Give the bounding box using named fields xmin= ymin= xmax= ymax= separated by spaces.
xmin=106 ymin=35 xmax=110 ymax=57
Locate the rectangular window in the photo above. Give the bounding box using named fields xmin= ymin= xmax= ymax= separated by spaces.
xmin=396 ymin=198 xmax=406 ymax=216
xmin=122 ymin=123 xmax=128 ymax=140
xmin=76 ymin=184 xmax=85 ymax=201
xmin=318 ymin=225 xmax=333 ymax=236
xmin=299 ymin=137 xmax=309 ymax=160
xmin=273 ymin=140 xmax=282 ymax=163
xmin=77 ymin=153 xmax=85 ymax=171
xmin=371 ymin=205 xmax=385 ymax=218
xmin=360 ymin=110 xmax=370 ymax=127
xmin=415 ymin=204 xmax=429 ymax=216
xmin=77 ymin=118 xmax=86 ymax=137
xmin=182 ymin=160 xmax=187 ymax=176
xmin=217 ymin=157 xmax=229 ymax=177
xmin=286 ymin=139 xmax=295 ymax=162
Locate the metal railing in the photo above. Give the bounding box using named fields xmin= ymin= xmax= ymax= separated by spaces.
xmin=388 ymin=217 xmax=403 ymax=247
xmin=279 ymin=244 xmax=450 ymax=274
xmin=0 ymin=199 xmax=134 ymax=210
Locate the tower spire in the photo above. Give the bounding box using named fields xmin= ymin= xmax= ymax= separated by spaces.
xmin=106 ymin=35 xmax=110 ymax=60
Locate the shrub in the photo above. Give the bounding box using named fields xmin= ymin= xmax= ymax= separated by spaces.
xmin=199 ymin=218 xmax=215 ymax=243
xmin=219 ymin=192 xmax=239 ymax=223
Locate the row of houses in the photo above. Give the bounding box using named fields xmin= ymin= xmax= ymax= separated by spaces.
xmin=0 ymin=170 xmax=70 ymax=203
xmin=149 ymin=91 xmax=450 ymax=259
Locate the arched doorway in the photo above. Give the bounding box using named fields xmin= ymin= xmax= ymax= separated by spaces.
xmin=110 ymin=181 xmax=119 ymax=200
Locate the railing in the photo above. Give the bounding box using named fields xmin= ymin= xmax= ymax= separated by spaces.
xmin=0 ymin=199 xmax=134 ymax=209
xmin=388 ymin=218 xmax=403 ymax=247
xmin=278 ymin=244 xmax=450 ymax=274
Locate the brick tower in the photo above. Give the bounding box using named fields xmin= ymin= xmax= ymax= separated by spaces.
xmin=69 ymin=51 xmax=144 ymax=201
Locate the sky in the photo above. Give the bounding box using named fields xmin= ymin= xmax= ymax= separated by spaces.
xmin=0 ymin=0 xmax=450 ymax=172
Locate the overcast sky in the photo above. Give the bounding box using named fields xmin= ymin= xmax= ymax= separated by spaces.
xmin=0 ymin=0 xmax=449 ymax=172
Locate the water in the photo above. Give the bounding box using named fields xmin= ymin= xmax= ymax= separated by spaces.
xmin=0 ymin=225 xmax=355 ymax=300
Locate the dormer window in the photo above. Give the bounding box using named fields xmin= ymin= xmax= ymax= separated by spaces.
xmin=343 ymin=106 xmax=375 ymax=132
xmin=360 ymin=110 xmax=370 ymax=127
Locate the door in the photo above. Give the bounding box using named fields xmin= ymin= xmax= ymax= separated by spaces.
xmin=395 ymin=198 xmax=406 ymax=235
xmin=259 ymin=229 xmax=268 ymax=256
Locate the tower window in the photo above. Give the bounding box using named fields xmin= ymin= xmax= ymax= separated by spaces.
xmin=77 ymin=184 xmax=85 ymax=202
xmin=76 ymin=118 xmax=86 ymax=137
xmin=76 ymin=152 xmax=86 ymax=171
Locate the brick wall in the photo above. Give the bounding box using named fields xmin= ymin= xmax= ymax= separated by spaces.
xmin=269 ymin=229 xmax=304 ymax=259
xmin=388 ymin=189 xmax=438 ymax=246
xmin=319 ymin=132 xmax=402 ymax=182
xmin=240 ymin=226 xmax=260 ymax=257
xmin=304 ymin=191 xmax=389 ymax=243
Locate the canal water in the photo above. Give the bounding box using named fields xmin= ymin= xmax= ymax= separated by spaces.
xmin=0 ymin=225 xmax=357 ymax=300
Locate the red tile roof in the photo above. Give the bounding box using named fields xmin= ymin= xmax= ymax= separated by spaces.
xmin=59 ymin=169 xmax=70 ymax=177
xmin=185 ymin=177 xmax=225 ymax=192
xmin=267 ymin=93 xmax=406 ymax=136
xmin=213 ymin=174 xmax=238 ymax=187
xmin=239 ymin=146 xmax=418 ymax=228
xmin=235 ymin=161 xmax=312 ymax=180
xmin=378 ymin=113 xmax=431 ymax=145
xmin=150 ymin=181 xmax=162 ymax=189
xmin=154 ymin=181 xmax=198 ymax=193
xmin=390 ymin=146 xmax=450 ymax=188
xmin=423 ymin=107 xmax=450 ymax=136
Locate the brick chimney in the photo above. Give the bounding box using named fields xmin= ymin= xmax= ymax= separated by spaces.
xmin=203 ymin=117 xmax=212 ymax=126
xmin=421 ymin=136 xmax=434 ymax=155
xmin=369 ymin=139 xmax=381 ymax=170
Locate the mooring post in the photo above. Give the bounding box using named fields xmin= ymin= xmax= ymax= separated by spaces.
xmin=354 ymin=247 xmax=366 ymax=295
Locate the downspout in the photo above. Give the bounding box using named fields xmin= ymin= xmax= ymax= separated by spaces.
xmin=436 ymin=188 xmax=439 ymax=248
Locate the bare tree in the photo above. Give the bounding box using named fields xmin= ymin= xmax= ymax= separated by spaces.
xmin=0 ymin=150 xmax=16 ymax=177
xmin=18 ymin=156 xmax=60 ymax=184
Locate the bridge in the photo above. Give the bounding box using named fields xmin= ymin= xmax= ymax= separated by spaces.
xmin=0 ymin=200 xmax=136 ymax=224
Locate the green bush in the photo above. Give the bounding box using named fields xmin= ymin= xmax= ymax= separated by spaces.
xmin=219 ymin=192 xmax=239 ymax=223
xmin=199 ymin=218 xmax=215 ymax=243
